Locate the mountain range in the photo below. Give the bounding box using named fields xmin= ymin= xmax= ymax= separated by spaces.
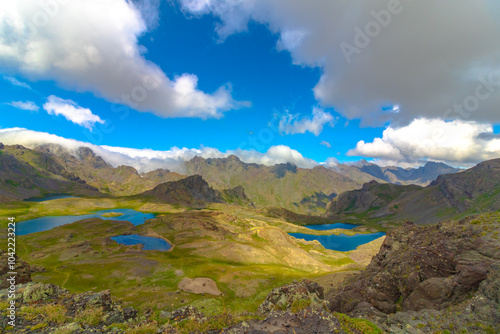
xmin=326 ymin=158 xmax=500 ymax=223
xmin=2 ymin=142 xmax=500 ymax=333
xmin=1 ymin=142 xmax=495 ymax=221
xmin=332 ymin=159 xmax=460 ymax=186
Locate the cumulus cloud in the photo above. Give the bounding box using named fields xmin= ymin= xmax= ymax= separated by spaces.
xmin=43 ymin=96 xmax=105 ymax=131
xmin=233 ymin=145 xmax=317 ymax=168
xmin=278 ymin=107 xmax=334 ymax=136
xmin=320 ymin=141 xmax=331 ymax=148
xmin=0 ymin=128 xmax=318 ymax=173
xmin=3 ymin=75 xmax=32 ymax=89
xmin=347 ymin=118 xmax=500 ymax=166
xmin=6 ymin=100 xmax=39 ymax=111
xmin=0 ymin=0 xmax=247 ymax=119
xmin=322 ymin=157 xmax=339 ymax=168
xmin=180 ymin=0 xmax=500 ymax=124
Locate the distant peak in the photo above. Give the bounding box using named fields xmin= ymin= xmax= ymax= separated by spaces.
xmin=424 ymin=161 xmax=444 ymax=167
xmin=77 ymin=146 xmax=96 ymax=158
xmin=354 ymin=159 xmax=372 ymax=167
xmin=190 ymin=155 xmax=205 ymax=163
xmin=226 ymin=154 xmax=242 ymax=162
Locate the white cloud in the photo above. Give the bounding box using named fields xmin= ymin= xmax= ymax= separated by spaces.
xmin=278 ymin=107 xmax=334 ymax=136
xmin=180 ymin=0 xmax=500 ymax=125
xmin=348 ymin=118 xmax=500 ymax=166
xmin=6 ymin=100 xmax=39 ymax=111
xmin=233 ymin=145 xmax=317 ymax=168
xmin=3 ymin=75 xmax=32 ymax=89
xmin=322 ymin=157 xmax=339 ymax=168
xmin=0 ymin=128 xmax=318 ymax=173
xmin=0 ymin=0 xmax=247 ymax=119
xmin=42 ymin=96 xmax=105 ymax=131
xmin=320 ymin=141 xmax=331 ymax=148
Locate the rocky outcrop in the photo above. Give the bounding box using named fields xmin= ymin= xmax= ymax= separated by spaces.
xmin=327 ymin=215 xmax=500 ymax=333
xmin=0 ymin=282 xmax=138 ymax=333
xmin=258 ymin=279 xmax=324 ymax=314
xmin=222 ymin=279 xmax=381 ymax=334
xmin=170 ymin=305 xmax=204 ymax=321
xmin=0 ymin=249 xmax=40 ymax=288
xmin=224 ymin=306 xmax=350 ymax=334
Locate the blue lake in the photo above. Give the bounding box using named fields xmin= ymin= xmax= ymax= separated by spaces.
xmin=16 ymin=209 xmax=156 ymax=235
xmin=303 ymin=223 xmax=357 ymax=231
xmin=111 ymin=234 xmax=171 ymax=251
xmin=289 ymin=232 xmax=386 ymax=252
xmin=24 ymin=194 xmax=76 ymax=202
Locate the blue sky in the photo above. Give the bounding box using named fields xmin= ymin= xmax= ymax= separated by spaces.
xmin=0 ymin=0 xmax=499 ymax=170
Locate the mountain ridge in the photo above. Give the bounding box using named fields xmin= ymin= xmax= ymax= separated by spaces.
xmin=331 ymin=160 xmax=460 ymax=186
xmin=325 ymin=158 xmax=500 ymax=224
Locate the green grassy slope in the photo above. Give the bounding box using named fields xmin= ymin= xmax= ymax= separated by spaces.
xmin=185 ymin=156 xmax=362 ymax=214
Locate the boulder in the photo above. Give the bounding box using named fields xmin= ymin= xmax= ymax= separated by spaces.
xmin=402 ymin=277 xmax=454 ymax=311
xmin=0 ymin=249 xmax=34 ymax=288
xmin=170 ymin=305 xmax=203 ymax=321
xmin=22 ymin=283 xmax=66 ymax=303
xmin=258 ymin=279 xmax=324 ymax=314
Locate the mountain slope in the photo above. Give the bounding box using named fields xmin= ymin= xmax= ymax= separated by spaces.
xmin=0 ymin=143 xmax=100 ymax=201
xmin=185 ymin=155 xmax=362 ymax=214
xmin=141 ymin=174 xmax=253 ymax=208
xmin=326 ymin=158 xmax=500 ymax=223
xmin=35 ymin=144 xmax=185 ymax=195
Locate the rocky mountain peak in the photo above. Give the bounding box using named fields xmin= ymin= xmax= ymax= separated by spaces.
xmin=76 ymin=147 xmax=108 ymax=168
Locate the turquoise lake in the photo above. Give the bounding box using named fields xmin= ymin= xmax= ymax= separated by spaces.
xmin=16 ymin=209 xmax=156 ymax=235
xmin=111 ymin=234 xmax=171 ymax=251
xmin=288 ymin=231 xmax=386 ymax=252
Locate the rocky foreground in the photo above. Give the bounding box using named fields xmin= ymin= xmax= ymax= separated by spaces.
xmin=328 ymin=214 xmax=500 ymax=333
xmin=1 ymin=213 xmax=499 ymax=333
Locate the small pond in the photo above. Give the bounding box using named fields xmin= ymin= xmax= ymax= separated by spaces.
xmin=16 ymin=209 xmax=156 ymax=235
xmin=303 ymin=223 xmax=357 ymax=231
xmin=289 ymin=231 xmax=386 ymax=252
xmin=111 ymin=234 xmax=171 ymax=251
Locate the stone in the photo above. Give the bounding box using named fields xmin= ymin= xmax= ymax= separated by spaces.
xmin=22 ymin=283 xmax=65 ymax=302
xmin=170 ymin=305 xmax=203 ymax=321
xmin=258 ymin=279 xmax=324 ymax=314
xmin=402 ymin=277 xmax=454 ymax=311
xmin=123 ymin=306 xmax=138 ymax=320
xmin=103 ymin=310 xmax=125 ymax=325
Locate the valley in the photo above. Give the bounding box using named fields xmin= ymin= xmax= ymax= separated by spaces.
xmin=0 ymin=191 xmax=382 ymax=311
xmin=1 ymin=143 xmax=499 ymax=333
